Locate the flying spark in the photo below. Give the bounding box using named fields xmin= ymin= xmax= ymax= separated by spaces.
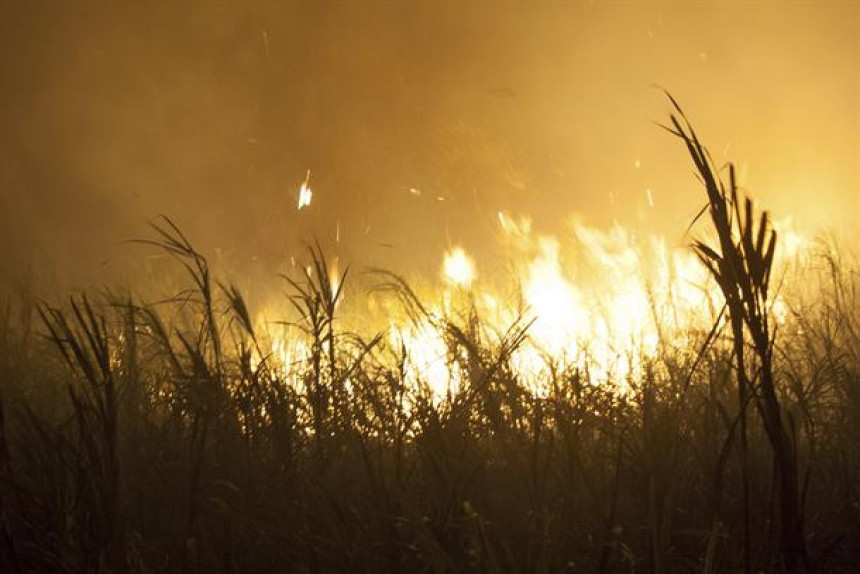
xmin=297 ymin=170 xmax=313 ymax=210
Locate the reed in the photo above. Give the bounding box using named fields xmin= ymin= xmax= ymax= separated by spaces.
xmin=0 ymin=107 xmax=856 ymax=572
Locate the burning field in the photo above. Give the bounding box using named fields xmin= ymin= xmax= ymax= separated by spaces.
xmin=1 ymin=2 xmax=859 ymax=572
xmin=1 ymin=108 xmax=858 ymax=572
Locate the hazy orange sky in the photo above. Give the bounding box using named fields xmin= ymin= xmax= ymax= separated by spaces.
xmin=1 ymin=1 xmax=858 ymax=291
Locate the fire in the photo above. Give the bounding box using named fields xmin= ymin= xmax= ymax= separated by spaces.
xmin=442 ymin=247 xmax=475 ymax=287
xmin=259 ymin=211 xmax=813 ymax=402
xmin=522 ymin=237 xmax=590 ymax=354
xmin=391 ymin=322 xmax=461 ymax=404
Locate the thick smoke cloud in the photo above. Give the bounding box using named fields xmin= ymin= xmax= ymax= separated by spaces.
xmin=1 ymin=1 xmax=857 ymax=293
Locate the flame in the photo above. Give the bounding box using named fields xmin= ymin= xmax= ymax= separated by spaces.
xmin=258 ymin=210 xmax=813 ymax=403
xmin=523 ymin=237 xmax=589 ymax=354
xmin=391 ymin=321 xmax=460 ymax=404
xmin=442 ymin=247 xmax=475 ymax=287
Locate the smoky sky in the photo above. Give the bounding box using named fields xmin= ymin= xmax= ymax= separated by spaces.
xmin=1 ymin=1 xmax=858 ymax=293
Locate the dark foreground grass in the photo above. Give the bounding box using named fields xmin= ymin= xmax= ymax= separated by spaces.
xmin=0 ymin=116 xmax=858 ymax=573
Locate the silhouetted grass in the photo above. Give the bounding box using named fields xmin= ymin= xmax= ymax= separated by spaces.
xmin=0 ymin=110 xmax=857 ymax=573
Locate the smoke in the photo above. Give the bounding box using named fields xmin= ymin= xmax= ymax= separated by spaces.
xmin=1 ymin=0 xmax=857 ymax=293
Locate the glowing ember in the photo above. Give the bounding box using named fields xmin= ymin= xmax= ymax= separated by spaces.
xmin=297 ymin=170 xmax=313 ymax=210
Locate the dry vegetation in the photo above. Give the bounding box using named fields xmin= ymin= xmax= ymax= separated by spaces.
xmin=0 ymin=110 xmax=858 ymax=573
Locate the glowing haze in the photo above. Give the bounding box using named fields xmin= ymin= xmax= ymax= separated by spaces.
xmin=0 ymin=1 xmax=857 ymax=298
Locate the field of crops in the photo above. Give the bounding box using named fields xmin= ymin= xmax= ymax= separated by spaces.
xmin=0 ymin=111 xmax=857 ymax=573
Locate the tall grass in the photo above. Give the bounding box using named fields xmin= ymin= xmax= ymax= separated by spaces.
xmin=664 ymin=96 xmax=808 ymax=572
xmin=0 ymin=111 xmax=857 ymax=572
